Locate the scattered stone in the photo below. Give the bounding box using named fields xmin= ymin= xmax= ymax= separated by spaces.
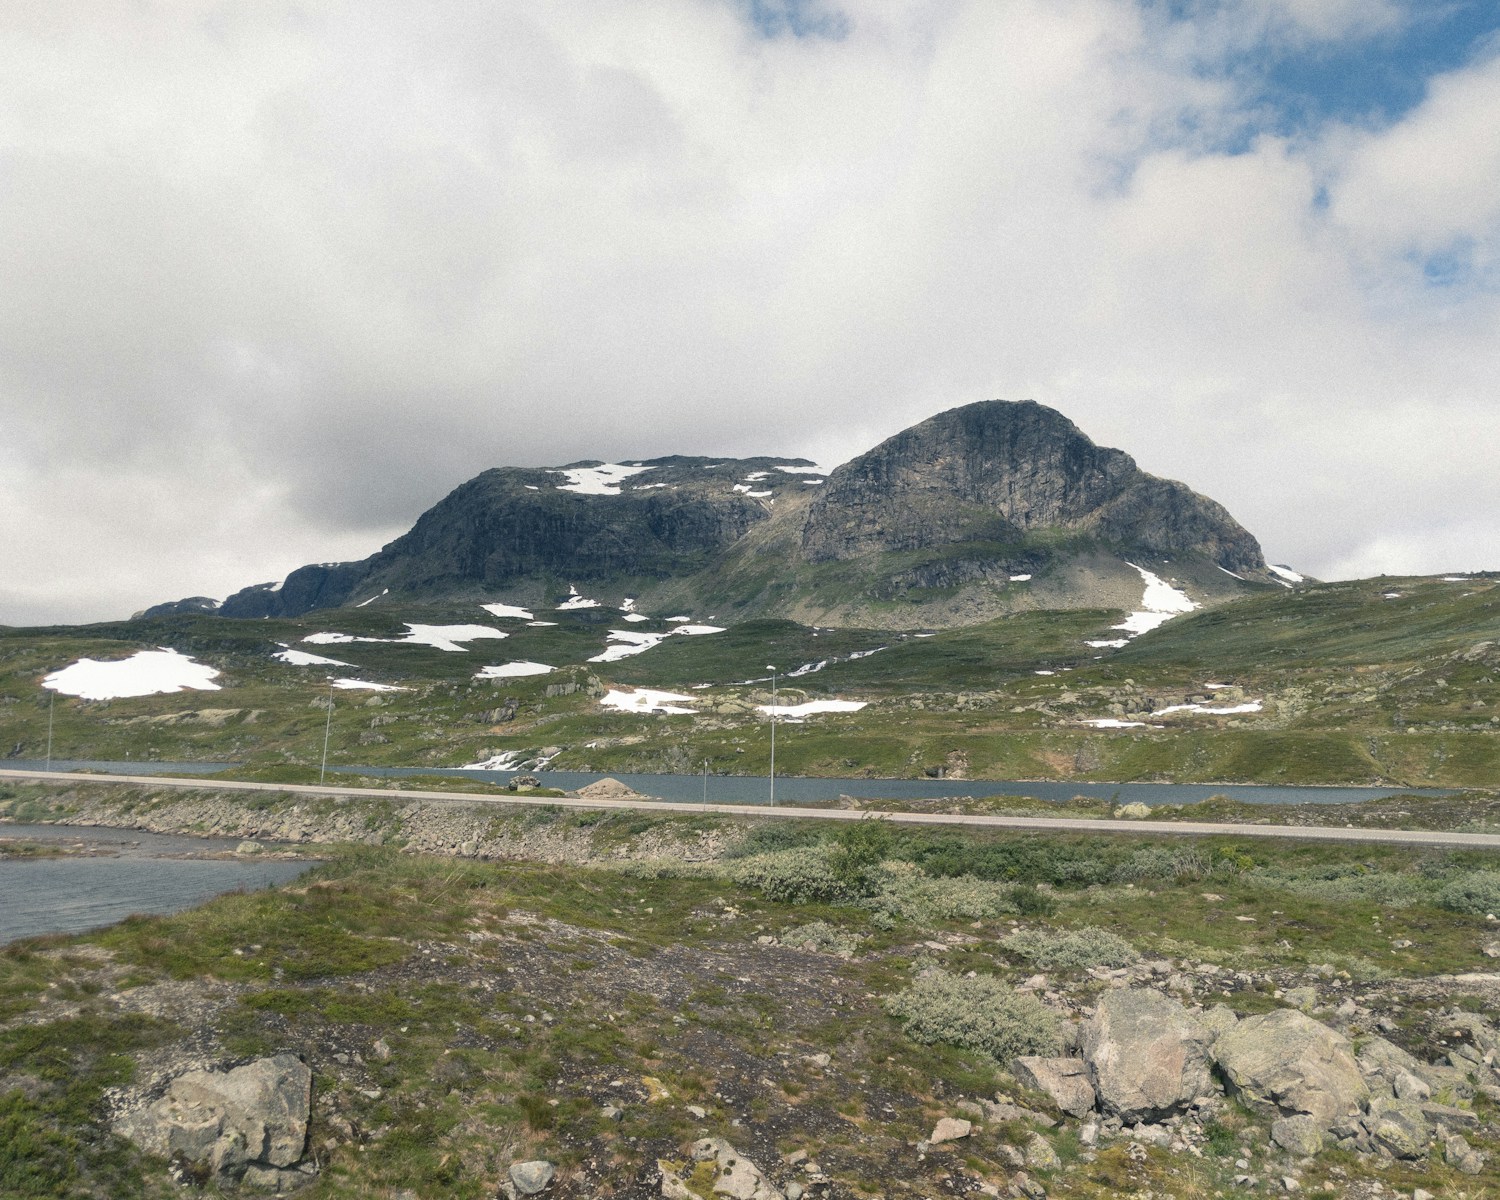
xmin=1010 ymin=1057 xmax=1096 ymax=1118
xmin=1079 ymin=988 xmax=1214 ymax=1121
xmin=1446 ymin=1132 xmax=1486 ymax=1175
xmin=371 ymin=1038 xmax=391 ymax=1062
xmin=663 ymin=1138 xmax=782 ymax=1200
xmin=1024 ymin=1132 xmax=1059 ymax=1170
xmin=508 ymin=1160 xmax=555 ymax=1195
xmin=929 ymin=1116 xmax=972 ymax=1143
xmin=1270 ymin=1115 xmax=1324 ymax=1157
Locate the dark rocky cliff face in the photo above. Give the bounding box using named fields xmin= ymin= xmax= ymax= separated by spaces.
xmin=801 ymin=400 xmax=1265 ymax=573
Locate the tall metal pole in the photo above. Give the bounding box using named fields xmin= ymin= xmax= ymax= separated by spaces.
xmin=45 ymin=690 xmax=54 ymax=771
xmin=766 ymin=665 xmax=776 ymax=806
xmin=703 ymin=758 xmax=709 ymax=811
xmin=320 ymin=681 xmax=334 ymax=783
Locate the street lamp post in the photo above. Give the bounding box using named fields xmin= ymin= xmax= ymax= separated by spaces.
xmin=766 ymin=665 xmax=777 ymax=806
xmin=320 ymin=681 xmax=334 ymax=783
xmin=45 ymin=690 xmax=54 ymax=771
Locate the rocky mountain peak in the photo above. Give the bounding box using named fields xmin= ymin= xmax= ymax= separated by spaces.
xmin=801 ymin=399 xmax=1265 ymax=574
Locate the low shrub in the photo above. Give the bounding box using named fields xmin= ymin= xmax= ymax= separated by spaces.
xmin=1249 ymin=867 xmax=1433 ymax=908
xmin=778 ymin=920 xmax=862 ymax=956
xmin=863 ymin=862 xmax=1020 ymax=925
xmin=1436 ymin=870 xmax=1500 ymax=916
xmin=727 ymin=847 xmax=861 ymax=905
xmin=1000 ymin=925 xmax=1140 ymax=971
xmin=616 ymin=858 xmax=715 ymax=881
xmin=884 ymin=969 xmax=1060 ymax=1064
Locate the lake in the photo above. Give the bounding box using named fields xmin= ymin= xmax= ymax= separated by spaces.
xmin=0 ymin=824 xmax=317 ymax=945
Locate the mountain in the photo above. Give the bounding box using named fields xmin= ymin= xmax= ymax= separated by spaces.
xmin=144 ymin=400 xmax=1282 ymax=627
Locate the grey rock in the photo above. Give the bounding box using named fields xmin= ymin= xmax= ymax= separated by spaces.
xmin=1363 ymin=1097 xmax=1430 ymax=1159
xmin=1011 ymin=1056 xmax=1097 ymax=1118
xmin=1270 ymin=1115 xmax=1324 ymax=1157
xmin=1079 ymin=988 xmax=1215 ymax=1121
xmin=929 ymin=1116 xmax=972 ymax=1143
xmin=663 ymin=1138 xmax=783 ymax=1200
xmin=1446 ymin=1132 xmax=1486 ymax=1175
xmin=114 ymin=1053 xmax=311 ymax=1179
xmin=508 ymin=1161 xmax=555 ymax=1195
xmin=1024 ymin=1132 xmax=1060 ymax=1169
xmin=1214 ymin=1010 xmax=1367 ymax=1129
xmin=1196 ymin=1004 xmax=1239 ymax=1042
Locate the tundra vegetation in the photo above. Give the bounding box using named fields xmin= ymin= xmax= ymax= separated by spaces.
xmin=6 ymin=790 xmax=1500 ymax=1198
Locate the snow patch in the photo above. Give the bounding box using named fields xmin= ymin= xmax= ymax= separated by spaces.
xmin=623 ymin=613 xmax=650 ymax=623
xmin=474 ymin=661 xmax=555 ymax=679
xmin=275 ymin=646 xmax=353 ymax=667
xmin=758 ymin=699 xmax=867 ymax=718
xmin=552 ymin=463 xmax=654 ymax=495
xmin=1081 ymin=718 xmax=1155 ymax=729
xmin=331 ymin=678 xmax=407 ymax=692
xmin=743 ymin=471 xmax=770 ymax=482
xmin=400 ymin=624 xmax=510 ymax=653
xmin=527 ymin=620 xmax=558 ymax=627
xmin=601 ymin=687 xmax=698 ymax=715
xmin=354 ymin=589 xmax=389 ymax=607
xmin=1155 ymin=701 xmax=1263 ymax=717
xmin=1268 ymin=564 xmax=1304 ymax=583
xmin=1010 ymin=574 xmax=1032 ymax=582
xmin=774 ymin=462 xmax=834 ymax=475
xmin=557 ymin=586 xmax=601 ymax=611
xmin=1216 ymin=566 xmax=1244 ymax=580
xmin=587 ymin=623 xmax=725 ymax=663
xmin=1034 ymin=670 xmax=1055 ymax=676
xmin=481 ymin=602 xmax=535 ymax=621
xmin=1086 ymin=563 xmax=1198 ymax=650
xmin=44 ymin=649 xmax=222 ymax=700
xmin=665 ymin=615 xmax=691 ymax=623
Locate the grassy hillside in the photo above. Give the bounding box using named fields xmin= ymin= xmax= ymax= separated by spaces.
xmin=1 ymin=574 xmax=1495 ymax=787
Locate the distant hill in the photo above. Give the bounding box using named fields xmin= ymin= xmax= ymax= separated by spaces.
xmin=144 ymin=399 xmax=1284 ymax=628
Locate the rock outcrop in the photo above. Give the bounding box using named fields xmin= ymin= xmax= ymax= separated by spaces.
xmin=1213 ymin=1009 xmax=1367 ymax=1129
xmin=660 ymin=1137 xmax=784 ymax=1200
xmin=114 ymin=1054 xmax=313 ymax=1188
xmin=1078 ymin=988 xmax=1215 ymax=1121
xmin=800 ymin=400 xmax=1266 ymax=574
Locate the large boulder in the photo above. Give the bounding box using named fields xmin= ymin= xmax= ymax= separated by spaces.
xmin=1079 ymin=989 xmax=1214 ymax=1121
xmin=1214 ymin=1010 xmax=1367 ymax=1129
xmin=1011 ymin=1056 xmax=1097 ymax=1117
xmin=115 ymin=1054 xmax=312 ymax=1183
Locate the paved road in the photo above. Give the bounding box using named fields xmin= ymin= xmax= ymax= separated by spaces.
xmin=4 ymin=767 xmax=1500 ymax=850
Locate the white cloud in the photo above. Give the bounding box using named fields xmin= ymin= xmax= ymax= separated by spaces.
xmin=2 ymin=1 xmax=1498 ymax=624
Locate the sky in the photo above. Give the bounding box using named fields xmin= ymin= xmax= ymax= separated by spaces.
xmin=4 ymin=0 xmax=1500 ymax=626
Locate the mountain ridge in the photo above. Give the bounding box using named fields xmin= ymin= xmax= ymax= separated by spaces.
xmin=142 ymin=400 xmax=1281 ymax=626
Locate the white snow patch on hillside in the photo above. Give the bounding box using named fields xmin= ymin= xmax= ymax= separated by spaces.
xmin=666 ymin=615 xmax=691 ymax=623
xmin=758 ymin=699 xmax=867 ymax=718
xmin=1217 ymin=566 xmax=1244 ymax=580
xmin=275 ymin=646 xmax=353 ymax=667
xmin=400 ymin=624 xmax=510 ymax=653
xmin=527 ymin=621 xmax=558 ymax=627
xmin=1268 ymin=564 xmax=1304 ymax=583
xmin=482 ymin=602 xmax=535 ymax=621
xmin=1010 ymin=574 xmax=1032 ymax=582
xmin=1086 ymin=563 xmax=1198 ymax=650
xmin=475 ymin=661 xmax=555 ymax=679
xmin=620 ymin=598 xmax=637 ymax=612
xmin=553 ymin=463 xmax=654 ymax=495
xmin=1081 ymin=718 xmax=1155 ymax=729
xmin=1155 ymin=700 xmax=1263 ymax=717
xmin=354 ymin=589 xmax=389 ymax=607
xmin=303 ymin=632 xmax=363 ymax=644
xmin=775 ymin=463 xmax=835 ymax=475
xmin=601 ymin=687 xmax=698 ymax=715
xmin=788 ymin=660 xmax=828 ymax=677
xmin=45 ymin=649 xmax=222 ymax=700
xmin=331 ymin=678 xmax=408 ymax=692
xmin=623 ymin=613 xmax=650 ymax=623
xmin=557 ymin=586 xmax=601 ymax=611
xmin=744 ymin=471 xmax=770 ymax=482
xmin=587 ymin=623 xmax=726 ymax=664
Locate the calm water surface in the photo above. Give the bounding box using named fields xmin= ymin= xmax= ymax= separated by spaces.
xmin=0 ymin=824 xmax=316 ymax=944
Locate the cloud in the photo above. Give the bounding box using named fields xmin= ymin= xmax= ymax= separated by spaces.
xmin=2 ymin=0 xmax=1499 ymax=624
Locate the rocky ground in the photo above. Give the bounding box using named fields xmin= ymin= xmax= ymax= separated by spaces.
xmin=7 ymin=784 xmax=1500 ymax=1199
